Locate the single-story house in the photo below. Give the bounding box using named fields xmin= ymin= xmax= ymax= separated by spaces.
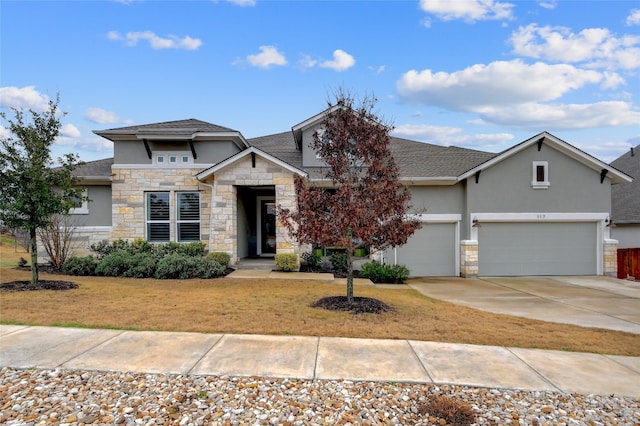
xmin=64 ymin=108 xmax=633 ymax=277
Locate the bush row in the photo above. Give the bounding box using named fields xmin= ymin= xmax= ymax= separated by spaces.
xmin=62 ymin=239 xmax=230 ymax=279
xmin=360 ymin=262 xmax=410 ymax=284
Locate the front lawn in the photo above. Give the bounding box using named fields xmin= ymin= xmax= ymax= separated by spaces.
xmin=1 ymin=267 xmax=638 ymax=356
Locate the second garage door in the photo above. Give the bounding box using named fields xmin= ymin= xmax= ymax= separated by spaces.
xmin=478 ymin=222 xmax=597 ymax=276
xmin=384 ymin=222 xmax=457 ymax=277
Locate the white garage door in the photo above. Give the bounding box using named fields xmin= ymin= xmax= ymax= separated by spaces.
xmin=478 ymin=222 xmax=597 ymax=276
xmin=385 ymin=223 xmax=456 ymax=277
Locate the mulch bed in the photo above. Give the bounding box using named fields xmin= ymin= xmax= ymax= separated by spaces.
xmin=0 ymin=280 xmax=78 ymax=292
xmin=311 ymin=296 xmax=395 ymax=314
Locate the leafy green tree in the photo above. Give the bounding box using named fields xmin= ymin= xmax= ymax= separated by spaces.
xmin=0 ymin=98 xmax=86 ymax=286
xmin=279 ymin=91 xmax=421 ymax=302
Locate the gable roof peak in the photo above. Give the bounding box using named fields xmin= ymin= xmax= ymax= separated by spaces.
xmin=459 ymin=131 xmax=632 ymax=185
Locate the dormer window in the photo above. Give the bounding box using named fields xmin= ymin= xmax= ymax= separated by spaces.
xmin=532 ymin=161 xmax=549 ymax=189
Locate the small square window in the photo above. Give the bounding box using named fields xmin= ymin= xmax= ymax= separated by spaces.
xmin=182 ymin=156 xmax=189 ymax=163
xmin=169 ymin=156 xmax=177 ymax=163
xmin=156 ymin=156 xmax=164 ymax=164
xmin=532 ymin=161 xmax=549 ymax=189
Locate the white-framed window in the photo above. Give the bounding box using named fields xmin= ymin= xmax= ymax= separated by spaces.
xmin=153 ymin=151 xmax=192 ymax=166
xmin=146 ymin=192 xmax=170 ymax=242
xmin=532 ymin=161 xmax=549 ymax=189
xmin=177 ymin=192 xmax=200 ymax=242
xmin=70 ymin=189 xmax=89 ymax=214
xmin=145 ymin=191 xmax=200 ymax=242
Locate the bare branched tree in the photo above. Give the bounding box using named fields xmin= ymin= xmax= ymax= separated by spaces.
xmin=38 ymin=214 xmax=79 ymax=270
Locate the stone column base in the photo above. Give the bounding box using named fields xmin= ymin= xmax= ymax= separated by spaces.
xmin=603 ymin=239 xmax=618 ymax=277
xmin=460 ymin=240 xmax=478 ymax=278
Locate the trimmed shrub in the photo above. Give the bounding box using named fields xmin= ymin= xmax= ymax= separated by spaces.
xmin=301 ymin=251 xmax=321 ymax=268
xmin=360 ymin=262 xmax=410 ymax=284
xmin=155 ymin=253 xmax=225 ymax=279
xmin=330 ymin=252 xmax=349 ymax=273
xmin=123 ymin=252 xmax=157 ymax=278
xmin=62 ymin=255 xmax=97 ymax=276
xmin=90 ymin=239 xmax=131 ymax=260
xmin=207 ymin=251 xmax=231 ymax=267
xmin=95 ymin=251 xmax=133 ymax=277
xmin=176 ymin=241 xmax=207 ymax=257
xmin=275 ymin=253 xmax=299 ymax=272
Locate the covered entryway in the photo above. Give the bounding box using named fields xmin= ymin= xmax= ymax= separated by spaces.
xmin=478 ymin=222 xmax=598 ymax=276
xmin=236 ymin=187 xmax=276 ymax=258
xmin=384 ymin=216 xmax=459 ymax=277
xmin=195 ymin=146 xmax=304 ymax=264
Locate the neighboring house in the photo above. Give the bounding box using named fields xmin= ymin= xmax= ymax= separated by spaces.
xmin=65 ymin=111 xmax=632 ymax=278
xmin=611 ymin=145 xmax=640 ymax=248
xmin=610 ymin=145 xmax=640 ymax=279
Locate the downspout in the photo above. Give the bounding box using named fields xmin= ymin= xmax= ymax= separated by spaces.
xmin=199 ymin=179 xmax=215 ymax=253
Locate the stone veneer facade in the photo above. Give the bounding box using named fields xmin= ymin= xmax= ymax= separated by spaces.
xmin=603 ymin=239 xmax=618 ymax=277
xmin=201 ymin=155 xmax=300 ymax=264
xmin=459 ymin=240 xmax=479 ymax=278
xmin=110 ymin=166 xmax=212 ymax=245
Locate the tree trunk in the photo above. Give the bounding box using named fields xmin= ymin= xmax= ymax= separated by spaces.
xmin=29 ymin=227 xmax=39 ymax=286
xmin=346 ymin=244 xmax=354 ymax=303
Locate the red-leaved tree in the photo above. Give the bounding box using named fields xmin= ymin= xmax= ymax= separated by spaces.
xmin=279 ymin=92 xmax=421 ymax=302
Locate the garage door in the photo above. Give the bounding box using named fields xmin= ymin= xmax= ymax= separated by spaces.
xmin=478 ymin=222 xmax=597 ymax=276
xmin=384 ymin=223 xmax=456 ymax=277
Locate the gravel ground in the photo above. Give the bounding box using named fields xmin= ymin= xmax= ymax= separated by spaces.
xmin=1 ymin=367 xmax=638 ymax=425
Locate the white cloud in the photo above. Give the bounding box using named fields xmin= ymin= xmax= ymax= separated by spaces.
xmin=419 ymin=0 xmax=514 ymax=23
xmin=107 ymin=30 xmax=202 ymax=50
xmin=0 ymin=125 xmax=10 ymax=139
xmin=297 ymin=54 xmax=318 ymax=70
xmin=84 ymin=107 xmax=120 ymax=124
xmin=60 ymin=123 xmax=81 ymax=138
xmin=0 ymin=86 xmax=50 ymax=111
xmin=369 ymin=65 xmax=386 ymax=75
xmin=397 ymin=60 xmax=603 ymax=109
xmin=319 ymin=49 xmax=355 ymax=72
xmin=537 ymin=0 xmax=557 ymax=10
xmin=226 ymin=0 xmax=256 ymax=6
xmin=243 ymin=45 xmax=287 ymax=69
xmin=392 ymin=124 xmax=514 ymax=149
xmin=473 ymin=101 xmax=640 ymax=130
xmin=393 ymin=124 xmax=462 ymax=140
xmin=626 ymin=9 xmax=640 ymax=26
xmin=510 ymin=24 xmax=640 ymax=70
xmin=396 ymin=60 xmax=640 ymax=131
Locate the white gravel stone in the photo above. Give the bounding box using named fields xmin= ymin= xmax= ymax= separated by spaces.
xmin=0 ymin=367 xmax=638 ymax=425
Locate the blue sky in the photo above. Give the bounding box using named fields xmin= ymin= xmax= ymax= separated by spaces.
xmin=1 ymin=0 xmax=639 ymax=163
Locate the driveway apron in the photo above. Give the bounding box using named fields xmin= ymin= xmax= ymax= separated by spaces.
xmin=408 ymin=276 xmax=640 ymax=334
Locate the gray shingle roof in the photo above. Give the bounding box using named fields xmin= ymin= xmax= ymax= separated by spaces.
xmin=248 ymin=131 xmax=303 ymax=170
xmin=249 ymin=132 xmax=495 ymax=179
xmin=72 ymin=158 xmax=114 ymax=179
xmin=96 ymin=119 xmax=237 ymax=135
xmin=611 ymin=146 xmax=640 ymax=224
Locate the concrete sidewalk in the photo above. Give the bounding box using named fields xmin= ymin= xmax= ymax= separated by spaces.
xmin=1 ymin=325 xmax=638 ymax=397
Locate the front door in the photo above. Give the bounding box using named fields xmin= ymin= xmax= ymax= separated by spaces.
xmin=260 ymin=199 xmax=276 ymax=255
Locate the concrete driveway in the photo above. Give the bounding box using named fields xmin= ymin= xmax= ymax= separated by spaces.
xmin=408 ymin=276 xmax=640 ymax=334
